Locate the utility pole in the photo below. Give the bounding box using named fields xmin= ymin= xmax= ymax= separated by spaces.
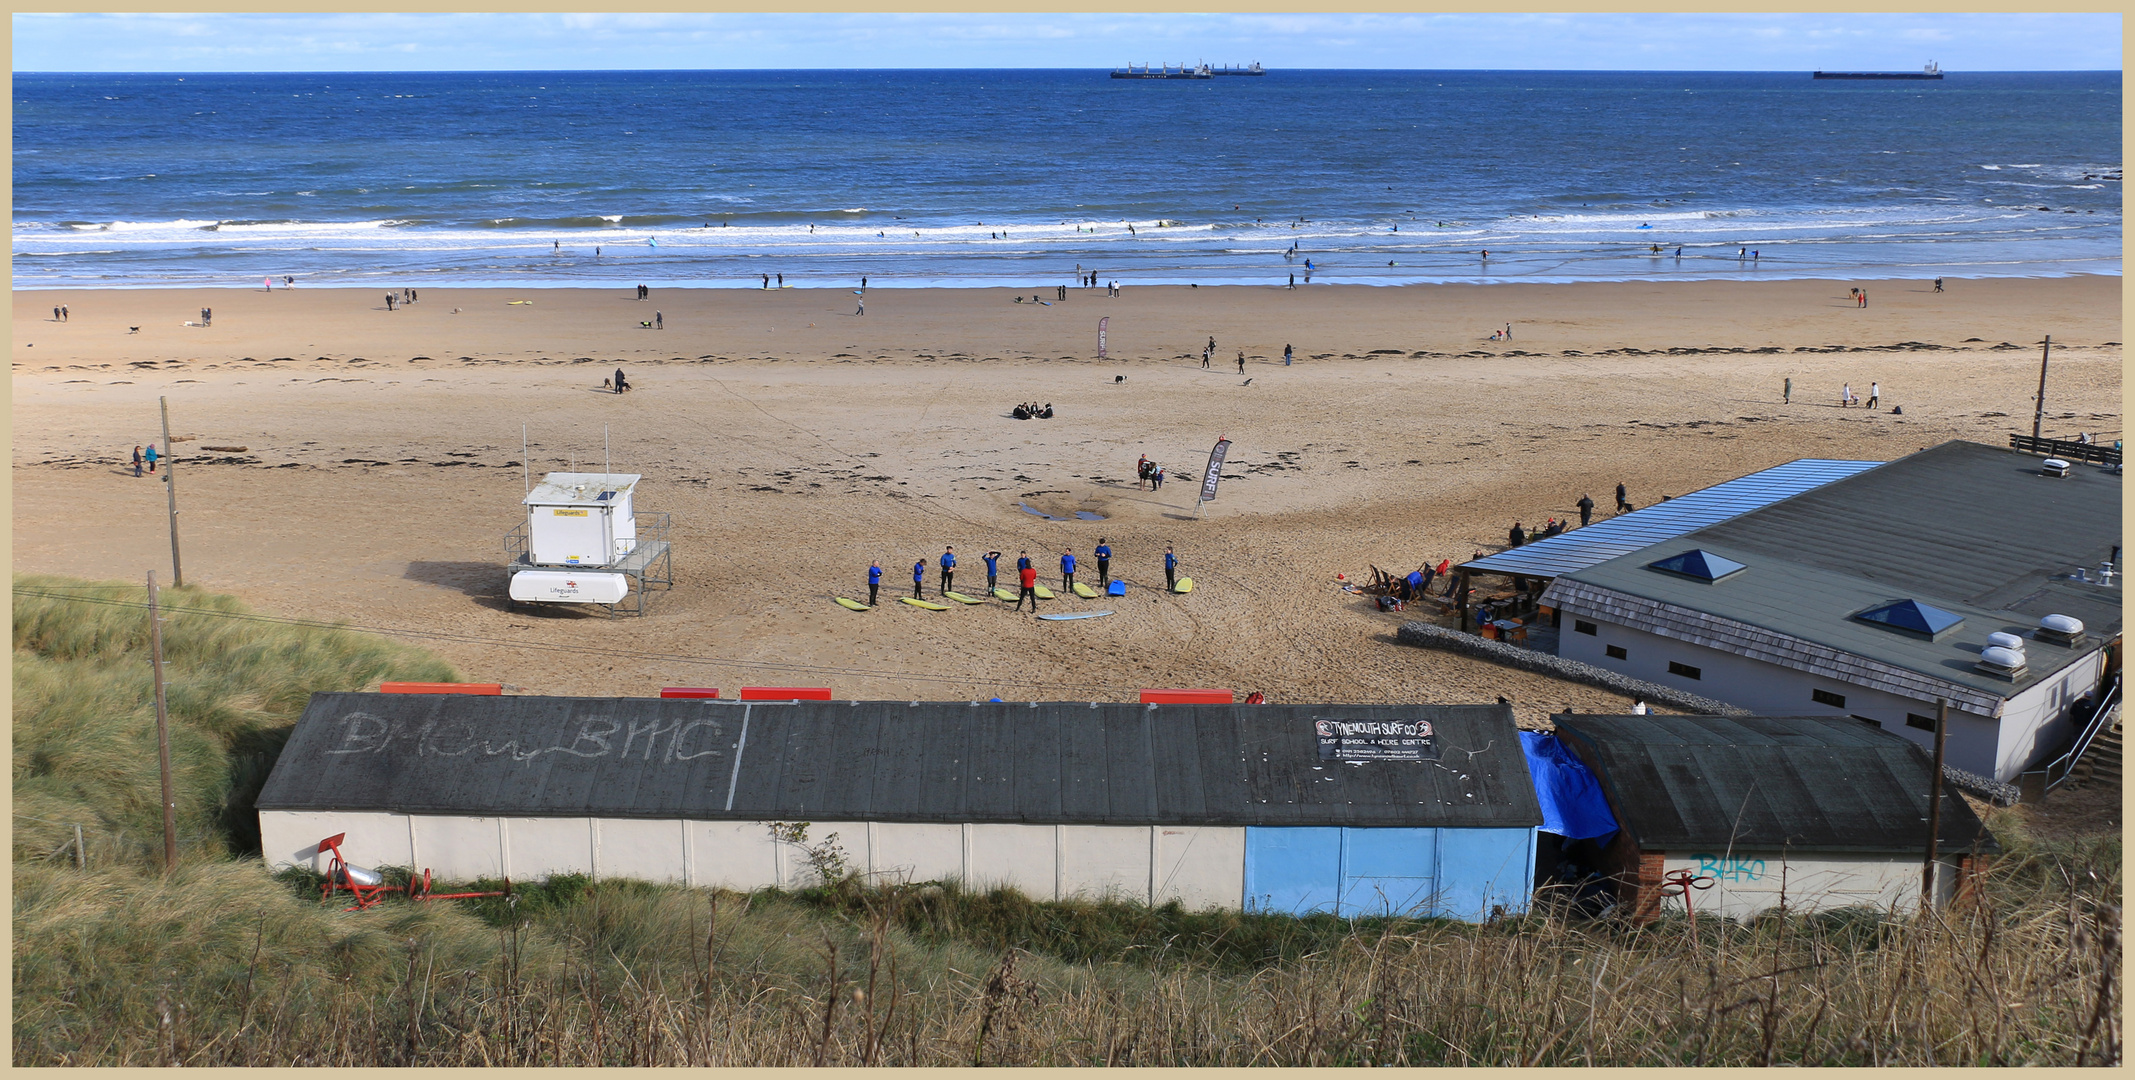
xmin=2031 ymin=336 xmax=2051 ymax=440
xmin=1922 ymin=697 xmax=1950 ymax=909
xmin=160 ymin=397 xmax=183 ymax=588
xmin=149 ymin=571 xmax=178 ymax=873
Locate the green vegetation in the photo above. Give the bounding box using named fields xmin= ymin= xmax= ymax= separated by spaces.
xmin=12 ymin=575 xmax=455 ymax=864
xmin=11 ymin=576 xmax=2122 ymax=1065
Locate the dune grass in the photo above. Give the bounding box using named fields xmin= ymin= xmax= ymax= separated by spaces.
xmin=12 ymin=575 xmax=456 ymax=865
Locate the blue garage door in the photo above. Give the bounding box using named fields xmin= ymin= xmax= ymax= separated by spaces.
xmin=1245 ymin=826 xmax=1535 ymax=921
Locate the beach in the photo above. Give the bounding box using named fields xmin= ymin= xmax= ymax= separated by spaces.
xmin=11 ymin=276 xmax=2123 ymax=718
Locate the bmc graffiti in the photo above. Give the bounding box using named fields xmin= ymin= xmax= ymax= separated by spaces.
xmin=1691 ymin=854 xmax=1767 ymax=882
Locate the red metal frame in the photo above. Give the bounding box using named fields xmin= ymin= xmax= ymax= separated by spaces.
xmin=660 ymin=687 xmax=722 ymax=699
xmin=315 ymin=833 xmax=509 ymax=911
xmin=740 ymin=686 xmax=833 ymax=701
xmin=379 ymin=682 xmax=503 ymax=695
xmin=1139 ymin=689 xmax=1234 ymax=704
xmin=1658 ymin=867 xmax=1717 ymax=927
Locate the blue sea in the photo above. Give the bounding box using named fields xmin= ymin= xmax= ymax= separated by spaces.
xmin=12 ymin=69 xmax=2122 ymax=290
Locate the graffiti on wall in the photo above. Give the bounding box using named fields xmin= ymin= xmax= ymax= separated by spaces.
xmin=1690 ymin=854 xmax=1767 ymax=882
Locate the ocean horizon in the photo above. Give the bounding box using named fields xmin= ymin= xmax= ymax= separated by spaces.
xmin=13 ymin=68 xmax=2122 ymax=290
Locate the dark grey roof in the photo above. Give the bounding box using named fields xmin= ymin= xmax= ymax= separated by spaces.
xmin=257 ymin=694 xmax=1541 ymax=829
xmin=1545 ymin=441 xmax=2121 ymax=710
xmin=1553 ymin=714 xmax=1999 ymax=855
xmin=1462 ymin=458 xmax=1882 ymax=578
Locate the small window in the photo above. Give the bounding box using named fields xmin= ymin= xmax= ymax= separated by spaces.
xmin=1906 ymin=713 xmax=1938 ymax=731
xmin=1668 ymin=661 xmax=1702 ymax=680
xmin=1851 ymin=714 xmax=1883 ymax=728
xmin=1574 ymin=619 xmax=1598 ymax=636
xmin=1812 ymin=688 xmax=1846 ymax=708
xmin=1606 ymin=645 xmax=1628 ymax=660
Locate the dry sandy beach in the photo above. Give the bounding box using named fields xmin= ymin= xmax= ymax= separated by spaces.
xmin=12 ymin=277 xmax=2123 ymax=719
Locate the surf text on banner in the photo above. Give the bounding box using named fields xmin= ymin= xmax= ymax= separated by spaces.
xmin=1199 ymin=437 xmax=1230 ymax=503
xmin=1097 ymin=316 xmax=1109 ymax=359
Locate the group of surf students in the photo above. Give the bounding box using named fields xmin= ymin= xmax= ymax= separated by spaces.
xmin=861 ymin=540 xmax=1181 ymax=611
xmin=1136 ymin=454 xmax=1169 ymax=490
xmin=1012 ymin=402 xmax=1054 ymax=419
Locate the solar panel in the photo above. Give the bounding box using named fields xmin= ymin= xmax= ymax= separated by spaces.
xmin=1461 ymin=459 xmax=1884 ymax=579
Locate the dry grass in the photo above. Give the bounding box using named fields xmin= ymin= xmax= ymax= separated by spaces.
xmin=14 ymin=815 xmax=2120 ymax=1066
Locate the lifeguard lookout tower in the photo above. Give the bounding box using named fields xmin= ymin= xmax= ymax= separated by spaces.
xmin=505 ymin=472 xmax=672 ymax=615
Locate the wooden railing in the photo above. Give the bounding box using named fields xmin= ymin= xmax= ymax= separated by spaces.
xmin=2009 ymin=433 xmax=2120 ymax=466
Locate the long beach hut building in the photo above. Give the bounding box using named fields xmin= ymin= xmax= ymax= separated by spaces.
xmin=257 ymin=695 xmax=1542 ymax=920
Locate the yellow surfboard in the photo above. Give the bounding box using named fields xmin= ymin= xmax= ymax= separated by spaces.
xmin=1172 ymin=577 xmax=1194 ymax=594
xmin=992 ymin=586 xmax=1018 ymax=601
xmin=943 ymin=591 xmax=985 ymax=605
xmin=1072 ymin=582 xmax=1100 ymax=599
xmin=1033 ymin=585 xmax=1056 ymax=599
xmin=835 ymin=597 xmax=871 ymax=611
xmin=901 ymin=597 xmax=950 ymax=610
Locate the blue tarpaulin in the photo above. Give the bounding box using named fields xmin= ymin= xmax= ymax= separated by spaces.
xmin=1519 ymin=731 xmax=1619 ymax=842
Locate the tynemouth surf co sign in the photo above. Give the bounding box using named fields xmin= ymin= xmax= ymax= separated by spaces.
xmin=1314 ymin=718 xmax=1440 ymax=762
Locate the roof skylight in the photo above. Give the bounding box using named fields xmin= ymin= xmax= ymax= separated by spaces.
xmin=1853 ymin=599 xmax=1966 ymax=638
xmin=1646 ymin=549 xmax=1748 ymax=582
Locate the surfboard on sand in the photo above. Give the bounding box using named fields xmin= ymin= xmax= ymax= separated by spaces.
xmin=1038 ymin=610 xmax=1113 ymax=621
xmin=1172 ymin=577 xmax=1195 ymax=594
xmin=943 ymin=591 xmax=985 ymax=605
xmin=901 ymin=597 xmax=950 ymax=610
xmin=1072 ymin=582 xmax=1101 ymax=599
xmin=835 ymin=597 xmax=871 ymax=611
xmin=1107 ymin=580 xmax=1127 ymax=596
xmin=1033 ymin=585 xmax=1056 ymax=599
xmin=992 ymin=586 xmax=1018 ymax=601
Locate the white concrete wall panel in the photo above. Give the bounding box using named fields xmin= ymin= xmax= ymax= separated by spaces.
xmin=411 ymin=816 xmax=509 ymax=881
xmin=598 ymin=818 xmax=688 ymax=883
xmin=966 ymin=824 xmax=1062 ymax=898
xmin=1658 ymin=851 xmax=1958 ymax=919
xmin=1996 ymin=652 xmax=2104 ymax=779
xmin=690 ymin=821 xmax=783 ymax=891
xmin=506 ymin=817 xmax=594 ymax=878
xmin=1154 ymin=827 xmax=1247 ymax=910
xmin=260 ymin=810 xmax=410 ymax=871
xmin=1059 ymin=825 xmax=1153 ymax=901
xmin=865 ymin=822 xmax=966 ymax=885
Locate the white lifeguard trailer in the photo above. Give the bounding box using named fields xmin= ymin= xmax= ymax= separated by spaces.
xmin=505 ymin=472 xmax=672 ymax=615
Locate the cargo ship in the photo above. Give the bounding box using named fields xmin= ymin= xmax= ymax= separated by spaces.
xmin=1112 ymin=62 xmax=1211 ymax=79
xmin=1814 ymin=60 xmax=1942 ymax=80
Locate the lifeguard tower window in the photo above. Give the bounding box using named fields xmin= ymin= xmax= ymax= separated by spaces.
xmin=1605 ymin=645 xmax=1628 ymax=660
xmin=1906 ymin=713 xmax=1938 ymax=732
xmin=1573 ymin=619 xmax=1598 ymax=636
xmin=1812 ymin=688 xmax=1847 ymax=708
xmin=1853 ymin=715 xmax=1884 ymax=728
xmin=1667 ymin=661 xmax=1702 ymax=680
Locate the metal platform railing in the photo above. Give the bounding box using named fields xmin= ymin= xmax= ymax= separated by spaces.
xmin=2009 ymin=433 xmax=2121 ymax=467
xmin=2041 ymin=674 xmax=2121 ymax=794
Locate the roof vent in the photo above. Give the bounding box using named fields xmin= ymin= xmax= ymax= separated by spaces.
xmin=1853 ymin=598 xmax=1965 ymax=639
xmin=1976 ymin=645 xmax=2028 ymax=680
xmin=1646 ymin=549 xmax=1748 ymax=582
xmin=2036 ymin=614 xmax=2087 ymax=647
xmin=2041 ymin=458 xmax=2072 ymax=478
xmin=1986 ymin=631 xmax=2026 ymax=652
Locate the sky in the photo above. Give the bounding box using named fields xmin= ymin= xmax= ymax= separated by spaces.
xmin=10 ymin=12 xmax=2124 ymax=73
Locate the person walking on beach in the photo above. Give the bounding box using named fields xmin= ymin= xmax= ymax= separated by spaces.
xmin=1841 ymin=383 xmax=1854 ymax=408
xmin=132 ymin=445 xmax=144 ymax=477
xmin=984 ymin=550 xmax=1001 ymax=592
xmin=855 ymin=296 xmax=864 ymax=316
xmin=1202 ymin=347 xmax=1211 ymax=369
xmin=1237 ymin=351 xmax=1246 ymax=374
xmin=1784 ymin=377 xmax=1792 ymax=405
xmin=1094 ymin=538 xmax=1111 ymax=585
xmin=868 ymin=561 xmax=882 ymax=607
xmin=53 ymin=305 xmax=61 ymax=323
xmin=912 ymin=558 xmax=925 ymax=599
xmin=861 ymin=276 xmax=868 ymax=290
xmin=614 ymin=368 xmax=630 ymax=393
xmin=777 ymin=273 xmax=783 ymax=288
xmin=385 ymin=293 xmax=395 ymax=312
xmin=60 ymin=305 xmax=69 ymax=322
xmin=1933 ymin=278 xmax=1944 ymax=293
xmin=1615 ymin=482 xmax=1629 ymax=514
xmin=654 ymin=311 xmax=663 ymax=330
xmin=1164 ymin=545 xmax=1179 ymax=592
xmin=1284 ymin=343 xmax=1293 ymax=365
xmin=1866 ymin=382 xmax=1880 ymax=410
xmin=939 ymin=546 xmax=956 ymax=596
xmin=1577 ymin=494 xmax=1594 ymax=527
xmin=1060 ymin=549 xmax=1077 ymax=593
xmin=144 ymin=443 xmax=158 ymax=474
xmin=762 ymin=274 xmax=769 ymax=290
